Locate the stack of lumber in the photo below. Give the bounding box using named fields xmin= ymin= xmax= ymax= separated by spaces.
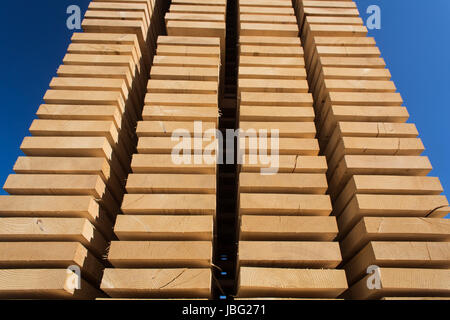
xmin=236 ymin=0 xmax=348 ymax=299
xmin=165 ymin=0 xmax=226 ymax=45
xmin=0 ymin=0 xmax=166 ymax=299
xmin=164 ymin=0 xmax=227 ymax=96
xmin=295 ymin=0 xmax=450 ymax=299
xmin=100 ymin=35 xmax=222 ymax=299
xmin=83 ymin=0 xmax=168 ymax=64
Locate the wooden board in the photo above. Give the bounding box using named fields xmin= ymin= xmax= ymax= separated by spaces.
xmin=337 ymin=194 xmax=450 ymax=237
xmin=306 ymin=16 xmax=363 ymax=25
xmin=240 ymin=14 xmax=298 ymax=24
xmin=344 ymin=241 xmax=450 ymax=285
xmin=20 ymin=136 xmax=127 ymax=181
xmin=67 ymin=43 xmax=140 ymax=66
xmin=0 ymin=242 xmax=103 ymax=284
xmin=70 ymin=31 xmax=148 ymax=71
xmin=238 ymin=267 xmax=347 ymax=298
xmin=239 ymin=0 xmax=293 ymax=8
xmin=239 ymin=241 xmax=342 ymax=268
xmin=122 ymin=194 xmax=216 ymax=215
xmin=318 ymin=56 xmax=386 ymax=68
xmin=148 ymin=79 xmax=218 ymax=94
xmin=12 ymin=156 xmax=125 ymax=201
xmin=101 ymin=268 xmax=212 ymax=298
xmin=238 ymin=79 xmax=308 ymax=93
xmin=239 ymin=106 xmax=314 ymax=122
xmin=157 ymin=36 xmax=221 ymax=47
xmin=150 ymin=67 xmax=219 ymax=82
xmin=153 ymin=55 xmax=219 ymax=67
xmin=3 ymin=174 xmax=119 ymax=219
xmin=241 ymin=155 xmax=327 ymax=173
xmin=4 ymin=174 xmax=109 ymax=200
xmin=43 ymin=90 xmax=125 ymax=111
xmin=239 ymin=36 xmax=301 ymax=46
xmin=321 ymin=79 xmax=396 ymax=94
xmin=29 ymin=119 xmax=119 ymax=147
xmin=301 ymin=1 xmax=357 ymax=9
xmin=333 ymin=122 xmax=417 ymax=138
xmin=0 ymin=217 xmax=107 ymax=258
xmin=307 ymin=24 xmax=367 ymax=37
xmin=340 ymin=217 xmax=450 ymax=261
xmin=239 ymin=121 xmax=316 ymax=138
xmin=136 ymin=121 xmax=216 ymax=137
xmin=321 ymin=67 xmax=391 ymax=80
xmin=114 ymin=215 xmax=213 ymax=241
xmin=239 ymin=173 xmax=327 ymax=194
xmin=333 ymin=175 xmax=443 ymax=215
xmin=170 ymin=5 xmax=226 ymax=14
xmin=241 ymin=137 xmax=319 ymax=156
xmin=81 ymin=19 xmax=147 ymax=48
xmin=138 ymin=137 xmax=218 ymax=154
xmin=126 ymin=174 xmax=216 ymax=194
xmin=108 ymin=241 xmax=212 ymax=267
xmin=13 ymin=156 xmax=114 ymax=181
xmin=239 ymin=194 xmax=332 ymax=216
xmin=165 ymin=12 xmax=225 ymax=23
xmin=239 ymin=7 xmax=294 ymax=16
xmin=57 ymin=65 xmax=134 ymax=92
xmin=0 ymin=195 xmax=113 ymax=239
xmin=318 ymin=106 xmax=410 ymax=142
xmin=327 ymin=137 xmax=425 ymax=176
xmin=145 ymin=93 xmax=218 ymax=107
xmin=240 ymin=216 xmax=338 ymax=241
xmin=328 ymin=155 xmax=432 ymax=194
xmin=345 ymin=268 xmax=450 ymax=300
xmin=172 ymin=0 xmax=227 ymax=7
xmin=131 ymin=154 xmax=216 ymax=174
xmin=0 ymin=269 xmax=102 ymax=299
xmin=50 ymin=77 xmax=130 ymax=100
xmin=240 ymin=23 xmax=299 ymax=37
xmin=327 ymin=92 xmax=403 ymax=106
xmin=166 ymin=21 xmax=225 ymax=40
xmin=36 ymin=104 xmax=123 ymax=130
xmin=239 ymin=56 xmax=304 ymax=68
xmin=63 ymin=53 xmax=136 ymax=73
xmin=240 ymin=92 xmax=313 ymax=107
xmin=311 ymin=36 xmax=376 ymax=47
xmin=239 ymin=66 xmax=307 ymax=79
xmin=142 ymin=106 xmax=218 ymax=122
xmin=87 ymin=3 xmax=151 ymax=28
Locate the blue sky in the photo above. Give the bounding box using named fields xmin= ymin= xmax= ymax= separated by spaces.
xmin=354 ymin=0 xmax=450 ymax=217
xmin=0 ymin=0 xmax=90 ymax=194
xmin=0 ymin=1 xmax=449 ymax=219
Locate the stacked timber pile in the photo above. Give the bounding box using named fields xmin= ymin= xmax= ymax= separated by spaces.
xmin=164 ymin=0 xmax=227 ymax=96
xmin=236 ymin=0 xmax=348 ymax=299
xmin=165 ymin=0 xmax=226 ymax=49
xmin=83 ymin=0 xmax=167 ymax=62
xmin=295 ymin=0 xmax=450 ymax=299
xmin=0 ymin=0 xmax=166 ymax=299
xmin=100 ymin=32 xmax=222 ymax=298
